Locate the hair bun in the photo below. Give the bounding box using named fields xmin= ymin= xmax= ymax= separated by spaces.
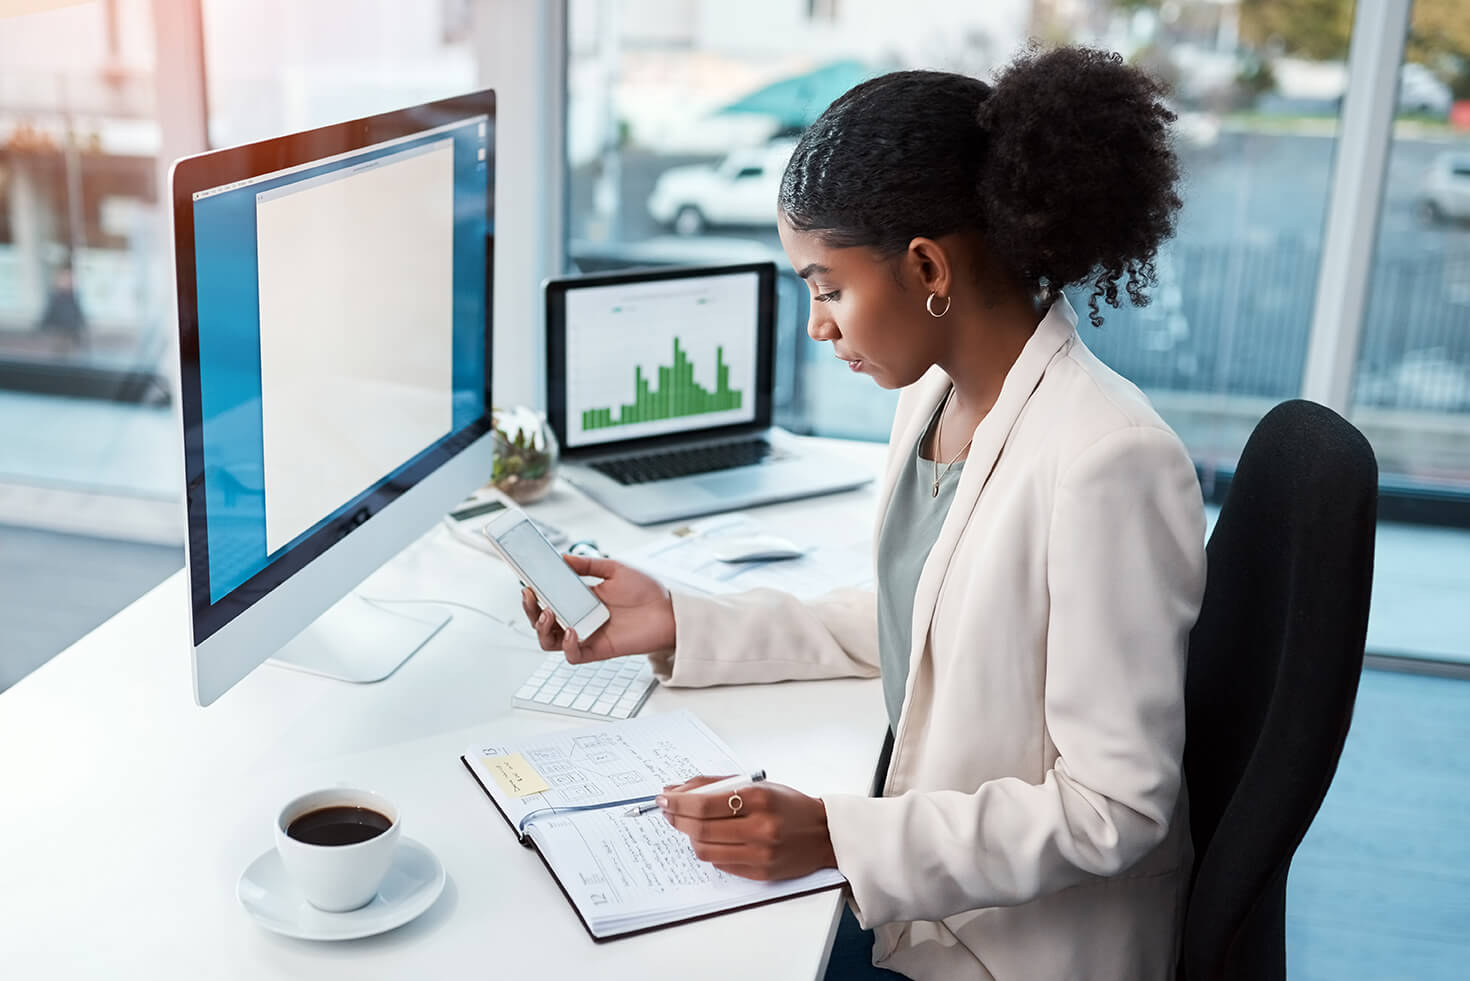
xmin=976 ymin=45 xmax=1181 ymax=325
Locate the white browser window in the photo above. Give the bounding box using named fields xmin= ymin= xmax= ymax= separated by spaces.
xmin=256 ymin=140 xmax=455 ymax=553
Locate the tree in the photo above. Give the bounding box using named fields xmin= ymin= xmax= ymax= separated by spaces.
xmin=1404 ymin=0 xmax=1470 ymax=98
xmin=1241 ymin=0 xmax=1470 ymax=72
xmin=1239 ymin=0 xmax=1354 ymax=61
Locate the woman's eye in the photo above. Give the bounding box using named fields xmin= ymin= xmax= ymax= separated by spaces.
xmin=814 ymin=290 xmax=840 ymax=303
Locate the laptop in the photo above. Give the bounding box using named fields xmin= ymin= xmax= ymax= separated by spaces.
xmin=545 ymin=261 xmax=873 ymax=526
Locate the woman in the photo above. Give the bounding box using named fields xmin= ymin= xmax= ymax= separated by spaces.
xmin=523 ymin=45 xmax=1205 ymax=980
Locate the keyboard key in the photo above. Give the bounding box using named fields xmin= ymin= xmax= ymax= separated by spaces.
xmin=511 ymin=655 xmax=656 ymax=719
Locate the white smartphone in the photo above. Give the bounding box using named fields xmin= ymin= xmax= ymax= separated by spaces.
xmin=482 ymin=507 xmax=610 ymax=639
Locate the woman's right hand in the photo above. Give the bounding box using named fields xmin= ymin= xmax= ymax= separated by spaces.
xmin=520 ymin=554 xmax=676 ymax=664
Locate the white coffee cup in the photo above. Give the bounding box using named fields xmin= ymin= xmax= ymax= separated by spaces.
xmin=274 ymin=788 xmax=401 ymax=912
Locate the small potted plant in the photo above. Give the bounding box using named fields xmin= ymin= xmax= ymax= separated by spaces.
xmin=490 ymin=405 xmax=559 ymax=503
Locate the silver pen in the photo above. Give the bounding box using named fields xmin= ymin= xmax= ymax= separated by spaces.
xmin=624 ymin=769 xmax=767 ymax=817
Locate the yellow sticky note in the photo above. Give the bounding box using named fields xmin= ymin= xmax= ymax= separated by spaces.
xmin=482 ymin=753 xmax=550 ymax=797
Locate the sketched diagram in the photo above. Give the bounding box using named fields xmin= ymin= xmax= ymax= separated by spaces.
xmin=570 ymin=732 xmax=619 ymax=766
xmin=515 ymin=733 xmax=656 ymax=800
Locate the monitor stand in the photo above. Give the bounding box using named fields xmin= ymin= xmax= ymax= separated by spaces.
xmin=267 ymin=592 xmax=451 ymax=683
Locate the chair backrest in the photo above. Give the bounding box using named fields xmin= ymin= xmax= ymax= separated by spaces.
xmin=1179 ymin=400 xmax=1378 ymax=981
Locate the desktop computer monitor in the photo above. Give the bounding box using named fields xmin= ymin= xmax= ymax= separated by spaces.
xmin=169 ymin=90 xmax=496 ymax=706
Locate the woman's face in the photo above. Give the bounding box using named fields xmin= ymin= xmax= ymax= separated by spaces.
xmin=778 ymin=216 xmax=942 ymax=391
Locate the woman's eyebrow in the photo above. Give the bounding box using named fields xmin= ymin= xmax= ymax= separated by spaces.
xmin=796 ymin=263 xmax=831 ymax=279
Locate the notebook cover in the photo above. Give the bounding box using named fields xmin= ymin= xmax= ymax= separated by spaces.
xmin=459 ymin=755 xmax=846 ymax=942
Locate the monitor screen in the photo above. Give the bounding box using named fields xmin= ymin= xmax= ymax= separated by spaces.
xmin=560 ymin=270 xmax=761 ymax=449
xmin=174 ymin=95 xmax=493 ymax=645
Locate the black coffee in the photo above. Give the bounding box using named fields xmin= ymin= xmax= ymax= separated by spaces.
xmin=286 ymin=805 xmax=393 ymax=846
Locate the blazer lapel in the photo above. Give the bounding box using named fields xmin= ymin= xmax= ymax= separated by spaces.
xmin=904 ymin=296 xmax=1079 ymax=690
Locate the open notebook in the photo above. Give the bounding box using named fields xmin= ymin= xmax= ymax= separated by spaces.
xmin=460 ymin=709 xmax=846 ymax=941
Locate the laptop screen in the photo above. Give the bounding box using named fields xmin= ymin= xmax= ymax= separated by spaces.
xmin=557 ymin=267 xmax=766 ymax=450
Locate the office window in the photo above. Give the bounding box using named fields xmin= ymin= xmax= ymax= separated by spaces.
xmin=560 ymin=1 xmax=1470 ymax=659
xmin=1350 ymin=13 xmax=1470 ymax=463
xmin=0 ymin=0 xmax=496 ymax=692
xmin=1348 ymin=0 xmax=1470 ymax=663
xmin=200 ymin=0 xmax=478 ymax=148
xmin=563 ymin=0 xmax=1351 ymax=453
xmin=0 ymin=0 xmax=182 ymax=691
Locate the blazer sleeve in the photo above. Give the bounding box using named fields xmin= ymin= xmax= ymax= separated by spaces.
xmin=647 ymin=587 xmax=880 ymax=687
xmin=822 ymin=426 xmax=1206 ymax=925
xmin=646 ymin=372 xmax=925 ymax=688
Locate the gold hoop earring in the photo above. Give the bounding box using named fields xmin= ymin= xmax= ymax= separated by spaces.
xmin=926 ymin=292 xmax=951 ymax=318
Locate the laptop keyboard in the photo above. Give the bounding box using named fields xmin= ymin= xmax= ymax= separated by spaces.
xmin=588 ymin=438 xmax=779 ymax=485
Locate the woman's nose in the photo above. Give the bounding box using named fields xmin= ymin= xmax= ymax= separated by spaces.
xmin=807 ymin=304 xmax=839 ymax=342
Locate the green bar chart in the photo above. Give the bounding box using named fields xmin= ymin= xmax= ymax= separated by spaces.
xmin=581 ymin=338 xmax=743 ymax=431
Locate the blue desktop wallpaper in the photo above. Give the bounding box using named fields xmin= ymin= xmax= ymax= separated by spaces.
xmin=192 ymin=121 xmax=489 ymax=604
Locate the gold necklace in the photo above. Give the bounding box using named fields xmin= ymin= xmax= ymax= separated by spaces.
xmin=932 ymin=387 xmax=975 ymax=497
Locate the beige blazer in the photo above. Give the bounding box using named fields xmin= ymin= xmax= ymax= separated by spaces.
xmin=649 ymin=295 xmax=1207 ymax=980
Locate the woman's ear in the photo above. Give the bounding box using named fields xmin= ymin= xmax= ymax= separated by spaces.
xmin=905 ymin=237 xmax=953 ymax=298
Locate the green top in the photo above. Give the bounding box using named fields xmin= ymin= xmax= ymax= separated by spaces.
xmin=875 ymin=394 xmax=964 ymax=731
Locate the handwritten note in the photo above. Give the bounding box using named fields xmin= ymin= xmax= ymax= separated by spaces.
xmin=462 ymin=710 xmax=846 ymax=938
xmin=467 ymin=711 xmax=746 ymax=830
xmin=482 ymin=752 xmax=550 ymax=797
xmin=529 ymin=807 xmax=846 ymax=931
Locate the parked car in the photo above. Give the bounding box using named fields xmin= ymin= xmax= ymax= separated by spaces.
xmin=1399 ymin=63 xmax=1452 ymax=119
xmin=646 ymin=141 xmax=796 ymax=236
xmin=1417 ymin=152 xmax=1470 ymax=223
xmin=1389 ymin=351 xmax=1470 ymax=411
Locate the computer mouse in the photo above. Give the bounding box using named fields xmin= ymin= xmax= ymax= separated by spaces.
xmin=710 ymin=534 xmax=807 ymax=563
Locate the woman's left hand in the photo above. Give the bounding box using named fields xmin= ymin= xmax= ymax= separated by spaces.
xmin=658 ymin=776 xmax=838 ymax=881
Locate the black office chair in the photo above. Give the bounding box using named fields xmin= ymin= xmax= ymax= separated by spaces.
xmin=1178 ymin=399 xmax=1378 ymax=981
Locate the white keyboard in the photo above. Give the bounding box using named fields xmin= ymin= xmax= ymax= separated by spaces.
xmin=512 ymin=656 xmax=657 ymax=720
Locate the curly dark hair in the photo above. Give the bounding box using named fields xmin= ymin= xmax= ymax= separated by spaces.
xmin=778 ymin=45 xmax=1182 ymax=327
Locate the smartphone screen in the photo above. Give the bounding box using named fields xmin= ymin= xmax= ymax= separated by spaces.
xmin=495 ymin=520 xmax=600 ymax=625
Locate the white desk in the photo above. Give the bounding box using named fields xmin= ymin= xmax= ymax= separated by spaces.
xmin=0 ymin=437 xmax=890 ymax=979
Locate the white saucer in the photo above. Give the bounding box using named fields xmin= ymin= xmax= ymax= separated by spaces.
xmin=237 ymin=836 xmax=446 ymax=941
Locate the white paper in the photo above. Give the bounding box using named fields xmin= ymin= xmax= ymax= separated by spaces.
xmin=528 ymin=806 xmax=846 ymax=936
xmin=464 ymin=709 xmax=846 ymax=938
xmin=466 ymin=709 xmax=745 ymax=833
xmin=619 ymin=513 xmax=873 ymax=599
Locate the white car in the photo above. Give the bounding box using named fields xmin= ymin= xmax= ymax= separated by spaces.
xmin=646 ymin=141 xmax=796 ymax=236
xmin=1399 ymin=63 xmax=1452 ymax=119
xmin=1417 ymin=152 xmax=1470 ymax=223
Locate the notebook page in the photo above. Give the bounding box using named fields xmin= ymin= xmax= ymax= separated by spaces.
xmin=528 ymin=807 xmax=846 ymax=937
xmin=465 ymin=709 xmax=745 ymax=832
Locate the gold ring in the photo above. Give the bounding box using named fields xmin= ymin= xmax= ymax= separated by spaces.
xmin=728 ymin=793 xmax=743 ymax=816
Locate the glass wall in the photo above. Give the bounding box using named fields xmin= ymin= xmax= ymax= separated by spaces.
xmin=0 ymin=0 xmax=181 ymax=691
xmin=564 ymin=0 xmax=1352 ymax=458
xmin=0 ymin=0 xmax=172 ymax=440
xmin=1351 ymin=22 xmax=1470 ymax=469
xmin=1350 ymin=0 xmax=1470 ymax=660
xmin=201 ymin=0 xmax=477 ymax=148
xmin=0 ymin=0 xmax=490 ymax=693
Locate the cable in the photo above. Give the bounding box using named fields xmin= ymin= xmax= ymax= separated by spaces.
xmin=358 ymin=594 xmax=530 ymax=633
